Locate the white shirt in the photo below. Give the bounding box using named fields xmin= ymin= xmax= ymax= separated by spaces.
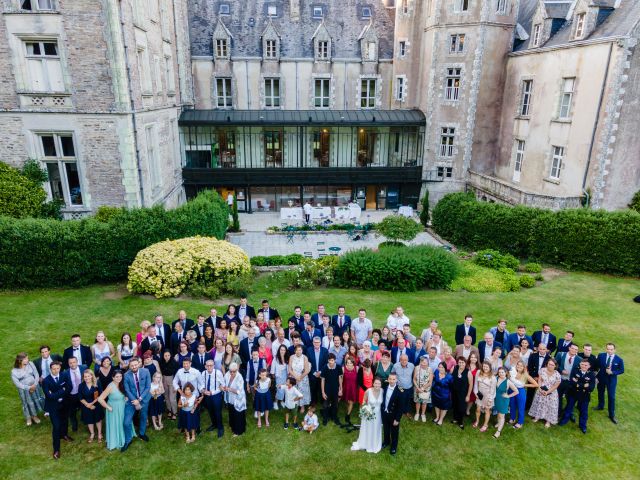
xmin=271 ymin=338 xmax=291 ymax=356
xmin=69 ymin=367 xmax=81 ymax=395
xmin=385 ymin=385 xmax=395 ymax=412
xmin=41 ymin=357 xmax=52 ymax=377
xmin=173 ymin=368 xmax=202 ymax=397
xmin=280 ymin=385 xmax=304 ymax=409
xmin=304 ymin=413 xmax=319 ymax=428
xmin=72 ymin=347 xmax=82 ymax=363
xmin=303 ymin=203 xmax=313 ymax=214
xmin=200 ymin=369 xmax=224 ymax=395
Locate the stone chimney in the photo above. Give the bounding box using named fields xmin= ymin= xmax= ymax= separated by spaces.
xmin=290 ymin=0 xmax=300 ymax=21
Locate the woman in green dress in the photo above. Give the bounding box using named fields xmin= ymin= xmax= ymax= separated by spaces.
xmin=374 ymin=351 xmax=393 ymax=386
xmin=97 ymin=370 xmax=129 ymax=450
xmin=493 ymin=367 xmax=518 ymax=438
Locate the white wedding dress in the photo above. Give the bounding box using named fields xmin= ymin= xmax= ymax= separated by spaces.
xmin=351 ymin=388 xmax=383 ymax=453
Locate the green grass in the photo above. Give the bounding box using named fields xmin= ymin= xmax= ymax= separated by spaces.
xmin=1 ymin=272 xmax=639 ymax=479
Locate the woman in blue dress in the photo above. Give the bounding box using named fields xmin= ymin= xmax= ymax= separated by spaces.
xmin=431 ymin=362 xmax=454 ymax=425
xmin=97 ymin=370 xmax=134 ymax=450
xmin=79 ymin=369 xmax=104 ymax=443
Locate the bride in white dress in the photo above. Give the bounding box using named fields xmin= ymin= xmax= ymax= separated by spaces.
xmin=351 ymin=377 xmax=383 ymax=453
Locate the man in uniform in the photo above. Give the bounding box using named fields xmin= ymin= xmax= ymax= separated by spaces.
xmin=558 ymin=358 xmax=596 ymax=433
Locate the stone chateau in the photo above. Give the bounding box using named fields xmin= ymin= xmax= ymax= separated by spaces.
xmin=0 ymin=0 xmax=638 ymax=217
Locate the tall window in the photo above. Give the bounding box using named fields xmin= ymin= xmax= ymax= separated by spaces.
xmin=513 ymin=139 xmax=525 ymax=182
xmin=265 ymin=40 xmax=277 ymax=59
xmin=399 ymin=41 xmax=406 ymax=58
xmin=38 ymin=133 xmax=83 ymax=207
xmin=520 ymin=79 xmax=533 ymax=116
xmin=455 ymin=0 xmax=470 ymax=12
xmin=216 ymin=78 xmax=232 ymax=108
xmin=449 ymin=34 xmax=465 ymax=53
xmin=21 ymin=0 xmax=54 ymax=11
xmin=314 ymin=78 xmax=330 ymax=108
xmin=153 ymin=56 xmax=162 ymax=93
xmin=532 ymin=24 xmax=541 ymax=46
xmin=445 ymin=68 xmax=461 ymax=101
xmin=440 ymin=127 xmax=455 ymax=157
xmin=145 ymin=125 xmax=161 ymax=191
xmin=575 ymin=13 xmax=586 ymax=39
xmin=550 ymin=146 xmax=564 ymax=179
xmin=137 ymin=47 xmax=152 ymax=94
xmin=360 ymin=78 xmax=377 ymax=109
xmin=558 ymin=78 xmax=575 ymax=119
xmin=317 ymin=41 xmax=329 ymax=60
xmin=402 ymin=0 xmax=409 ymax=14
xmin=24 ymin=40 xmax=64 ymax=92
xmin=164 ymin=55 xmax=175 ymax=93
xmin=496 ymin=0 xmax=507 ymax=14
xmin=395 ymin=77 xmax=405 ymax=101
xmin=367 ymin=42 xmax=377 ymax=61
xmin=264 ymin=78 xmax=280 ymax=108
xmin=264 ymin=130 xmax=283 ymax=166
xmin=215 ymin=39 xmax=228 ymax=58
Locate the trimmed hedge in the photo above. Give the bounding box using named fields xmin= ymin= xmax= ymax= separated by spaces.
xmin=335 ymin=245 xmax=460 ymax=291
xmin=432 ymin=192 xmax=640 ymax=276
xmin=0 ymin=190 xmax=228 ymax=289
xmin=250 ymin=254 xmax=303 ymax=266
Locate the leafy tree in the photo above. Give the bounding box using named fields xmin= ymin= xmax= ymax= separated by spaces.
xmin=376 ymin=215 xmax=423 ymax=244
xmin=0 ymin=162 xmax=47 ymax=219
xmin=419 ymin=190 xmax=430 ymax=227
xmin=629 ymin=190 xmax=640 ymax=213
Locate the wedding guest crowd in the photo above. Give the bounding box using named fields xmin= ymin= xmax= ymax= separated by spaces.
xmin=11 ymin=301 xmax=625 ymax=459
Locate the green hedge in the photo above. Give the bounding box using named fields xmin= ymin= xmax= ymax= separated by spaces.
xmin=335 ymin=245 xmax=460 ymax=291
xmin=432 ymin=192 xmax=640 ymax=276
xmin=250 ymin=254 xmax=303 ymax=266
xmin=0 ymin=190 xmax=228 ymax=289
xmin=0 ymin=162 xmax=47 ymax=219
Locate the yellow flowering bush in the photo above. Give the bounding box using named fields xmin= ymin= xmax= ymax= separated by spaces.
xmin=127 ymin=236 xmax=250 ymax=298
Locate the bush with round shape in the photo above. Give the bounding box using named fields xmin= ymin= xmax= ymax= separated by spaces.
xmin=524 ymin=262 xmax=542 ymax=273
xmin=376 ymin=215 xmax=423 ymax=244
xmin=127 ymin=236 xmax=250 ymax=298
xmin=0 ymin=162 xmax=47 ymax=219
xmin=474 ymin=249 xmax=519 ymax=272
xmin=519 ymin=274 xmax=536 ymax=288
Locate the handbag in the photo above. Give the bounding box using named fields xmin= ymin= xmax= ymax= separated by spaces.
xmin=418 ymin=391 xmax=430 ymax=400
xmin=477 ymin=392 xmax=484 ymax=401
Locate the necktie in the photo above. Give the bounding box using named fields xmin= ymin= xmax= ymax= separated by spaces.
xmin=178 ymin=333 xmax=183 ymax=341
xmin=200 ymin=354 xmax=204 ymax=364
xmin=339 ymin=317 xmax=343 ymax=328
xmin=569 ymin=356 xmax=573 ymax=365
xmin=134 ymin=373 xmax=140 ymax=396
xmin=44 ymin=359 xmax=50 ymax=377
xmin=54 ymin=376 xmax=59 ymax=384
xmin=157 ymin=327 xmax=163 ymax=341
xmin=607 ymin=355 xmax=612 ymax=368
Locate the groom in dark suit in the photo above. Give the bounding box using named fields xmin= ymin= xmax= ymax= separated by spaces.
xmin=381 ymin=372 xmax=403 ymax=455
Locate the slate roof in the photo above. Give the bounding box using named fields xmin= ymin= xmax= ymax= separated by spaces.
xmin=189 ymin=0 xmax=396 ymax=59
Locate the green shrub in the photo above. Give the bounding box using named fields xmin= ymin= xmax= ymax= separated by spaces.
xmin=474 ymin=249 xmax=519 ymax=271
xmin=94 ymin=206 xmax=125 ymax=222
xmin=229 ymin=196 xmax=240 ymax=232
xmin=378 ymin=241 xmax=407 ymax=249
xmin=524 ymin=262 xmax=542 ymax=273
xmin=336 ymin=245 xmax=459 ymax=292
xmin=20 ymin=159 xmax=49 ymax=184
xmin=0 ymin=162 xmax=47 ymax=219
xmin=449 ymin=262 xmax=522 ymax=293
xmin=261 ymin=256 xmax=338 ymax=291
xmin=0 ymin=189 xmax=228 ymax=289
xmin=250 ymin=254 xmax=303 ymax=266
xmin=534 ymin=273 xmax=544 ymax=281
xmin=519 ymin=274 xmax=536 ymax=288
xmin=432 ymin=192 xmax=640 ymax=276
xmin=629 ymin=190 xmax=640 ymax=213
xmin=420 ymin=190 xmax=430 ymax=227
xmin=376 ymin=215 xmax=423 ymax=244
xmin=224 ymin=270 xmax=256 ymax=297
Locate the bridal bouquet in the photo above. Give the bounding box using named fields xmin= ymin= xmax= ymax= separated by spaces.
xmin=359 ymin=404 xmax=376 ymax=421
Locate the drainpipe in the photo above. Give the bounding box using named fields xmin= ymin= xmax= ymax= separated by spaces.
xmin=582 ymin=42 xmax=613 ymax=192
xmin=118 ymin=0 xmax=145 ymax=207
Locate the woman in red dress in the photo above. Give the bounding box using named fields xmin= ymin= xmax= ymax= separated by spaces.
xmin=466 ymin=353 xmax=479 ymax=415
xmin=341 ymin=356 xmax=359 ymax=427
xmin=357 ymin=359 xmax=374 ymax=404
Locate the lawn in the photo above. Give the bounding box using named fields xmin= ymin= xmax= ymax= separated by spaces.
xmin=0 ymin=272 xmax=638 ymax=480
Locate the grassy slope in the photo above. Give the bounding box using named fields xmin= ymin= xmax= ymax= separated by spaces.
xmin=0 ymin=272 xmax=638 ymax=479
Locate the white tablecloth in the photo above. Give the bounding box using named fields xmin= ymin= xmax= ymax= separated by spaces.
xmin=310 ymin=207 xmax=332 ymax=220
xmin=348 ymin=204 xmax=362 ymax=220
xmin=398 ymin=206 xmax=413 ymax=217
xmin=335 ymin=207 xmax=350 ymax=221
xmin=280 ymin=207 xmax=303 ymax=220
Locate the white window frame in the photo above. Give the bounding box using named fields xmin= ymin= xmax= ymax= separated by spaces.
xmin=132 ymin=0 xmax=146 ymax=28
xmin=153 ymin=55 xmax=162 ymax=94
xmin=145 ymin=124 xmax=162 ymax=193
xmin=575 ymin=13 xmax=586 ymax=39
xmin=513 ymin=139 xmax=525 ymax=182
xmin=532 ymin=24 xmax=541 ymax=46
xmin=360 ymin=78 xmax=377 ymax=109
xmin=160 ymin=0 xmax=171 ymax=39
xmin=449 ymin=34 xmax=465 ymax=53
xmin=454 ymin=0 xmax=470 ymax=13
xmin=395 ymin=76 xmax=406 ymax=102
xmin=314 ymin=78 xmax=330 ymax=109
xmin=558 ymin=77 xmax=575 ymax=119
xmin=219 ymin=4 xmax=230 ymax=15
xmin=267 ymin=5 xmax=277 ymax=17
xmin=313 ymin=6 xmax=323 ymax=18
xmin=215 ymin=77 xmax=233 ymax=108
xmin=361 ymin=7 xmax=372 ymax=19
xmin=496 ymin=0 xmax=507 ymax=14
xmin=264 ymin=78 xmax=280 ymax=108
xmin=445 ymin=68 xmax=461 ymax=101
xmin=550 ymin=146 xmax=564 ymax=179
xmin=265 ymin=39 xmax=277 ymax=59
xmin=164 ymin=54 xmax=175 ymax=94
xmin=367 ymin=42 xmax=377 ymax=61
xmin=439 ymin=127 xmax=455 ymax=157
xmin=21 ymin=0 xmax=55 ymax=11
xmin=137 ymin=46 xmax=152 ymax=95
xmin=520 ymin=79 xmax=533 ymax=116
xmin=37 ymin=132 xmax=84 ymax=207
xmin=399 ymin=41 xmax=406 ymax=58
xmin=402 ymin=0 xmax=409 ymax=14
xmin=23 ymin=39 xmax=65 ymax=92
xmin=437 ymin=166 xmax=453 ymax=178
xmin=317 ymin=40 xmax=329 ymax=60
xmin=215 ymin=38 xmax=229 ymax=59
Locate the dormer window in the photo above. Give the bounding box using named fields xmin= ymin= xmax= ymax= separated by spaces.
xmin=219 ymin=4 xmax=230 ymax=15
xmin=265 ymin=39 xmax=277 ymax=59
xmin=317 ymin=41 xmax=329 ymax=60
xmin=532 ymin=24 xmax=541 ymax=46
xmin=268 ymin=5 xmax=277 ymax=17
xmin=215 ymin=39 xmax=228 ymax=58
xmin=574 ymin=13 xmax=585 ymax=39
xmin=361 ymin=7 xmax=372 ymax=19
xmin=313 ymin=6 xmax=323 ymax=19
xmin=21 ymin=0 xmax=54 ymax=10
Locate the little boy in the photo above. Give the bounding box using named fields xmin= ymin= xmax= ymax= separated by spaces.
xmin=302 ymin=405 xmax=319 ymax=434
xmin=280 ymin=377 xmax=303 ymax=430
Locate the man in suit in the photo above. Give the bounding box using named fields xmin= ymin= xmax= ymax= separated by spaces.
xmin=455 ymin=314 xmax=477 ymax=346
xmin=391 ymin=338 xmax=415 ymax=364
xmin=306 ymin=337 xmax=328 ymax=405
xmin=555 ymin=344 xmax=581 ymax=417
xmin=578 ymin=343 xmax=599 ymax=373
xmin=139 ymin=325 xmax=164 ymax=354
xmin=61 ymin=357 xmax=87 ymax=432
xmin=34 ymin=345 xmax=63 ymax=381
xmin=504 ymin=325 xmax=533 ymax=354
xmin=42 ymin=361 xmax=71 ymax=459
xmin=204 ymin=308 xmax=222 ymax=329
xmin=454 ymin=335 xmax=480 ymax=361
xmin=595 ymin=343 xmax=624 ymax=424
xmin=331 ymin=305 xmax=352 ymax=338
xmin=62 ymin=334 xmax=92 ymax=370
xmin=170 ymin=322 xmax=187 ymax=356
xmin=318 ymin=314 xmax=332 ymax=338
xmin=310 ymin=304 xmax=327 ymax=328
xmin=172 ymin=310 xmax=194 ymax=333
xmin=288 ymin=306 xmax=305 ymax=331
xmin=192 ymin=343 xmax=211 ymax=373
xmin=559 ymin=358 xmax=596 ymax=433
xmin=532 ymin=323 xmax=557 ymax=354
xmin=527 ymin=343 xmax=550 ymax=408
xmin=257 ymin=299 xmax=280 ymax=323
xmin=478 ymin=333 xmax=502 ymax=363
xmin=190 ymin=314 xmax=209 ymax=341
xmin=122 ymin=358 xmax=151 ymax=451
xmin=285 ymin=319 xmax=300 ymax=341
xmin=301 ymin=321 xmax=321 ymax=349
xmin=236 ymin=296 xmax=256 ymax=321
xmin=381 ymin=372 xmax=403 ymax=455
xmin=152 ymin=314 xmax=171 ymax=348
xmin=239 ymin=329 xmax=258 ymax=367
xmin=200 ymin=359 xmax=225 ymax=437
xmin=556 ymin=330 xmax=575 ymax=353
